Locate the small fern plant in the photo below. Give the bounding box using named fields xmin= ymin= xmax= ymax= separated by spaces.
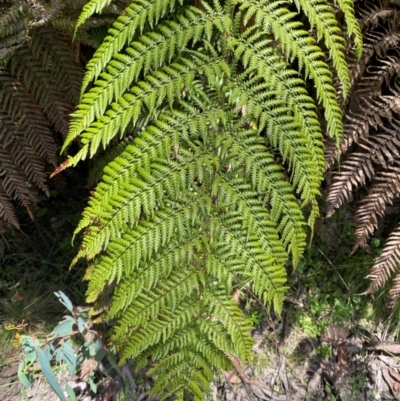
xmin=60 ymin=0 xmax=362 ymax=398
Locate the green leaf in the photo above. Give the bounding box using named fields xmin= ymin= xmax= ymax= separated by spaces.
xmin=62 ymin=341 xmax=77 ymax=379
xmin=43 ymin=344 xmax=53 ymax=361
xmin=65 ymin=383 xmax=77 ymax=401
xmin=87 ymin=339 xmax=103 ymax=357
xmin=20 ymin=335 xmax=40 ymax=350
xmin=53 ymin=316 xmax=76 ymax=337
xmin=54 ymin=291 xmax=74 ymax=312
xmin=36 ymin=347 xmax=68 ymax=401
xmin=64 ymin=0 xmax=361 ymax=399
xmin=77 ymin=317 xmax=86 ymax=334
xmin=75 ymin=0 xmax=112 ymax=34
xmin=107 ymin=348 xmax=122 ymax=376
xmin=18 ymin=360 xmax=32 ymax=388
xmin=55 ymin=347 xmax=63 ymax=362
xmin=25 ymin=350 xmax=37 ymax=366
xmin=94 ymin=348 xmax=107 ymax=363
xmin=88 ymin=373 xmax=97 ymax=393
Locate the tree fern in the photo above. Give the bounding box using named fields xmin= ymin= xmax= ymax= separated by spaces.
xmin=62 ymin=0 xmax=361 ymax=398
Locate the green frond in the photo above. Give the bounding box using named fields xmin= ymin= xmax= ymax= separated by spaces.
xmin=147 ymin=345 xmax=216 ymax=401
xmin=135 ymin=328 xmax=232 ymax=369
xmin=232 ymin=28 xmax=325 ymax=175
xmin=66 ymin=7 xmax=223 ymax=148
xmin=117 ymin=300 xmax=200 ymax=360
xmin=63 ymin=8 xmax=227 ymax=155
xmin=80 ymin=0 xmax=182 ymax=92
xmin=221 ymin=127 xmax=306 ymax=260
xmin=229 ymin=76 xmax=321 ymax=216
xmin=291 ymin=0 xmax=350 ymax=98
xmin=214 ymin=178 xmax=288 ymax=263
xmin=74 ymin=105 xmax=213 ymax=261
xmin=87 ymin=138 xmax=132 ymax=186
xmin=117 ymin=269 xmax=204 ymax=339
xmin=63 ymin=0 xmax=361 ymax=398
xmin=334 ymin=0 xmax=363 ymax=58
xmin=64 ymin=56 xmax=228 ymax=166
xmin=88 ymin=208 xmax=205 ymax=304
xmin=210 ymin=208 xmax=287 ymax=304
xmin=75 ymin=0 xmax=113 ymax=33
xmin=202 ymin=286 xmax=255 ymax=358
xmin=238 ymin=0 xmax=343 ymax=140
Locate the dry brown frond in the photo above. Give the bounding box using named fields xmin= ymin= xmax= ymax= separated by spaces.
xmin=365 ymin=225 xmax=400 ymax=294
xmin=0 ymin=1 xmax=88 ymax=228
xmin=327 ymin=0 xmax=400 ymax=304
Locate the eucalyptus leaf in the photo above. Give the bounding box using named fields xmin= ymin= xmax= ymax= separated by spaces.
xmin=36 ymin=347 xmax=68 ymax=401
xmin=107 ymin=350 xmax=122 ymax=376
xmin=77 ymin=317 xmax=86 ymax=334
xmin=88 ymin=374 xmax=97 ymax=393
xmin=25 ymin=350 xmax=37 ymax=366
xmin=20 ymin=335 xmax=39 ymax=350
xmin=62 ymin=341 xmax=77 ymax=379
xmin=43 ymin=344 xmax=53 ymax=361
xmin=54 ymin=291 xmax=73 ymax=312
xmin=87 ymin=339 xmax=102 ymax=357
xmin=53 ymin=316 xmax=76 ymax=337
xmin=17 ymin=360 xmax=32 ymax=388
xmin=65 ymin=382 xmax=77 ymax=401
xmin=55 ymin=347 xmax=62 ymax=362
xmin=94 ymin=348 xmax=106 ymax=363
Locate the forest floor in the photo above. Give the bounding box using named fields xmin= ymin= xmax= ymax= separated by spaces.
xmin=1 ymin=187 xmax=400 ymax=401
xmin=211 ymin=304 xmax=400 ymax=401
xmin=2 ymin=298 xmax=400 ymax=401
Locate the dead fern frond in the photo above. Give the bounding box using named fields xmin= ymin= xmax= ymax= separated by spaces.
xmin=365 ymin=225 xmax=400 ymax=295
xmin=348 ymin=2 xmax=400 ymax=91
xmin=0 ymin=185 xmax=19 ymax=228
xmin=0 ymin=72 xmax=58 ymax=166
xmin=328 ymin=152 xmax=375 ymax=215
xmin=353 ymin=163 xmax=400 ymax=250
xmin=389 ymin=271 xmax=400 ymax=306
xmin=0 ymin=0 xmax=114 ymax=228
xmin=358 ymin=0 xmax=396 ymax=29
xmin=327 ymin=0 xmax=400 ymax=305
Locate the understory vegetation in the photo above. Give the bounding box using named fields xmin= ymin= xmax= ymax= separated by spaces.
xmin=2 ymin=0 xmax=400 ymax=400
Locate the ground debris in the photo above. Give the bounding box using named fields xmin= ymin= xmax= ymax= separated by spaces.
xmin=370 ymin=341 xmax=400 ymax=355
xmin=209 ymin=320 xmax=400 ymax=401
xmin=5 ymin=323 xmax=400 ymax=401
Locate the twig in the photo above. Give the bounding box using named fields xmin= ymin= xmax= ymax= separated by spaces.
xmin=317 ymin=247 xmax=349 ymax=291
xmin=228 ymin=355 xmax=273 ymax=391
xmin=0 ymin=381 xmax=19 ymax=388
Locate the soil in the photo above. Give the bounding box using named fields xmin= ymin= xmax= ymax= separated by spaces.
xmin=0 ymin=361 xmax=55 ymax=401
xmin=2 ymin=312 xmax=400 ymax=401
xmin=211 ymin=320 xmax=400 ymax=401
